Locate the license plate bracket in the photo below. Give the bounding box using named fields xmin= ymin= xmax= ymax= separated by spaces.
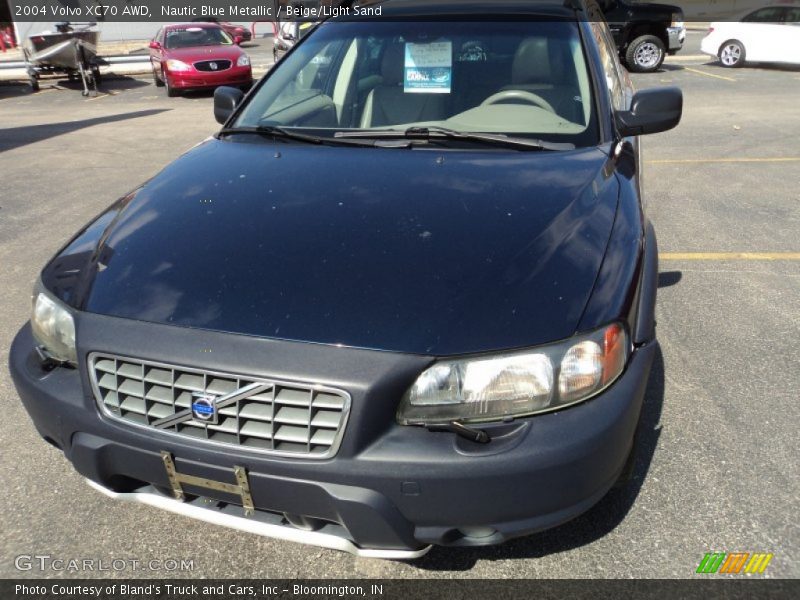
xmin=160 ymin=451 xmax=255 ymax=516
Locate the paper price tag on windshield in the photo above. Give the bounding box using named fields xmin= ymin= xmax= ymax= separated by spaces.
xmin=404 ymin=41 xmax=452 ymax=94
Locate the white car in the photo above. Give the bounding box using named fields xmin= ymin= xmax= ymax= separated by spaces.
xmin=701 ymin=3 xmax=800 ymax=67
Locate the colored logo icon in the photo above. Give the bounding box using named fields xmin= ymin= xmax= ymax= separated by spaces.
xmin=696 ymin=552 xmax=773 ymax=574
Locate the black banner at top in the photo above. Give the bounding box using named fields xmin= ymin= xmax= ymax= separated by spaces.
xmin=4 ymin=0 xmax=785 ymax=23
xmin=10 ymin=1 xmax=304 ymax=22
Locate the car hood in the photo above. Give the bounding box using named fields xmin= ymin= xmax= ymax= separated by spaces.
xmin=43 ymin=139 xmax=620 ymax=356
xmin=164 ymin=45 xmax=243 ymax=62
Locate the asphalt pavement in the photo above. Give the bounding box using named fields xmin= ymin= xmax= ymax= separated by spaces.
xmin=0 ymin=30 xmax=798 ymax=578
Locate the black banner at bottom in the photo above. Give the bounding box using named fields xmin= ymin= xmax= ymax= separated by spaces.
xmin=2 ymin=579 xmax=798 ymax=600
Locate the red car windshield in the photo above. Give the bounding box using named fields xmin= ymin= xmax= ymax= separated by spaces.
xmin=165 ymin=27 xmax=232 ymax=49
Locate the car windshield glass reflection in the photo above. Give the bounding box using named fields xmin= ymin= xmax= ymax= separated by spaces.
xmin=166 ymin=27 xmax=233 ymax=49
xmin=235 ymin=20 xmax=599 ymax=147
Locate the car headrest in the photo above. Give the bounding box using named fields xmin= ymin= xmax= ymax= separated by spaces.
xmin=381 ymin=43 xmax=406 ymax=86
xmin=512 ymin=37 xmax=552 ymax=84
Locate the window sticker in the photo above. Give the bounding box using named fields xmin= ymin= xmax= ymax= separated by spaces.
xmin=404 ymin=41 xmax=452 ymax=94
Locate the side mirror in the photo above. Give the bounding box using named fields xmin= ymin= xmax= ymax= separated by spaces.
xmin=234 ymin=35 xmax=243 ymax=45
xmin=148 ymin=41 xmax=160 ymax=50
xmin=615 ymin=87 xmax=682 ymax=136
xmin=214 ymin=86 xmax=244 ymax=124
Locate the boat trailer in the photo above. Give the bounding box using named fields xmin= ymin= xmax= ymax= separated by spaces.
xmin=23 ymin=23 xmax=102 ymax=96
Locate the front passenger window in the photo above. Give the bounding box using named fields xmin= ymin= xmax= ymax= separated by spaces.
xmin=783 ymin=8 xmax=800 ymax=23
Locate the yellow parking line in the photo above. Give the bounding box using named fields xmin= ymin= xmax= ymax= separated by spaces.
xmin=660 ymin=253 xmax=800 ymax=261
xmin=683 ymin=66 xmax=736 ymax=82
xmin=647 ymin=157 xmax=800 ymax=164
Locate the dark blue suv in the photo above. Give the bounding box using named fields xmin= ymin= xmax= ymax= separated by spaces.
xmin=10 ymin=0 xmax=681 ymax=558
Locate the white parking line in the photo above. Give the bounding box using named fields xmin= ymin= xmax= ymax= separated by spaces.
xmin=660 ymin=253 xmax=800 ymax=261
xmin=682 ymin=66 xmax=736 ymax=82
xmin=666 ymin=54 xmax=711 ymax=61
xmin=647 ymin=157 xmax=800 ymax=165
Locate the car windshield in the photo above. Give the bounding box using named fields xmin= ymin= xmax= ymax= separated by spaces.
xmin=165 ymin=27 xmax=233 ymax=49
xmin=234 ymin=20 xmax=598 ymax=147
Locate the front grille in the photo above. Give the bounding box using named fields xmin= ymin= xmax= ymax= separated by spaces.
xmin=89 ymin=353 xmax=350 ymax=459
xmin=193 ymin=60 xmax=232 ymax=72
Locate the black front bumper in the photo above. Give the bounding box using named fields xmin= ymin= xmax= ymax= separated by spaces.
xmin=10 ymin=314 xmax=655 ymax=554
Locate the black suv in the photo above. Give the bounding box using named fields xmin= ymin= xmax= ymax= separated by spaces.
xmin=602 ymin=0 xmax=686 ymax=72
xmin=10 ymin=0 xmax=681 ymax=558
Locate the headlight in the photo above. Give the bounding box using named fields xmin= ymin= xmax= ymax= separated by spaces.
xmin=236 ymin=54 xmax=250 ymax=67
xmin=671 ymin=13 xmax=685 ymax=28
xmin=397 ymin=323 xmax=629 ymax=425
xmin=31 ymin=284 xmax=76 ymax=364
xmin=166 ymin=59 xmax=192 ymax=72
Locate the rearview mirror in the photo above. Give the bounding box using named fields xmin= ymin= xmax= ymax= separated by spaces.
xmin=148 ymin=41 xmax=160 ymax=50
xmin=615 ymin=87 xmax=682 ymax=136
xmin=214 ymin=86 xmax=244 ymax=124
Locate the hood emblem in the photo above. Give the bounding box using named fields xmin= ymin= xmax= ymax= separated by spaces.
xmin=151 ymin=382 xmax=269 ymax=430
xmin=191 ymin=392 xmax=219 ymax=424
xmin=209 ymin=62 xmax=218 ymax=70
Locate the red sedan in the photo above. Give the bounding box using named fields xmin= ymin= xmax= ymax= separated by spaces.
xmin=149 ymin=24 xmax=252 ymax=97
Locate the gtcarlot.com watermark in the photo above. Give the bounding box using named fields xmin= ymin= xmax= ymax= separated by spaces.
xmin=14 ymin=554 xmax=195 ymax=573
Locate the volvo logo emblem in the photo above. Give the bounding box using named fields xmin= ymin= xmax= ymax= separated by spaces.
xmin=151 ymin=382 xmax=268 ymax=430
xmin=191 ymin=392 xmax=219 ymax=424
xmin=209 ymin=62 xmax=218 ymax=70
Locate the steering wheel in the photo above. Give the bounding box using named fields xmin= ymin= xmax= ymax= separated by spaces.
xmin=481 ymin=90 xmax=556 ymax=114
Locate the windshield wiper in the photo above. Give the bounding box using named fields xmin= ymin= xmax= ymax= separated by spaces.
xmin=218 ymin=125 xmax=374 ymax=147
xmin=335 ymin=126 xmax=575 ymax=151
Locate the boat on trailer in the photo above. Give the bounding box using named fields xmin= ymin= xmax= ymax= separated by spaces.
xmin=23 ymin=23 xmax=101 ymax=96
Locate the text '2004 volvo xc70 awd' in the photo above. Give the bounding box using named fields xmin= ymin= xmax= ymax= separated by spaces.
xmin=10 ymin=0 xmax=681 ymax=559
